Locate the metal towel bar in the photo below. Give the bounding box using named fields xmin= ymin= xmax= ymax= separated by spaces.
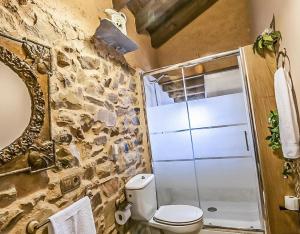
xmin=26 ymin=189 xmax=94 ymax=234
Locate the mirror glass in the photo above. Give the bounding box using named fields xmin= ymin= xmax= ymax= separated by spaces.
xmin=0 ymin=62 xmax=32 ymax=150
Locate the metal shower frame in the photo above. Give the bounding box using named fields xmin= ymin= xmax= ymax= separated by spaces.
xmin=139 ymin=48 xmax=268 ymax=233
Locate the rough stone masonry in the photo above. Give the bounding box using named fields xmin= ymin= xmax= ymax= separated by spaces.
xmin=0 ymin=0 xmax=150 ymax=233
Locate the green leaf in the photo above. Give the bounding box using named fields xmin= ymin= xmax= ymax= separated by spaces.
xmin=263 ymin=34 xmax=273 ymax=42
xmin=266 ymin=109 xmax=281 ymax=151
xmin=252 ymin=27 xmax=282 ymax=57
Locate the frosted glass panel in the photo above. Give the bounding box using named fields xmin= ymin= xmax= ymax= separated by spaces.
xmin=147 ymin=102 xmax=189 ymax=133
xmin=142 ymin=63 xmax=263 ymax=231
xmin=150 ymin=131 xmax=193 ymax=161
xmin=192 ymin=125 xmax=251 ymax=158
xmin=188 ymin=93 xmax=247 ymax=128
xmin=154 ymin=161 xmax=198 ymax=207
xmin=195 ymin=158 xmax=261 ymax=229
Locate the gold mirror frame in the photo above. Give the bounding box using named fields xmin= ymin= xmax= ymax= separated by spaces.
xmin=0 ymin=33 xmax=55 ymax=175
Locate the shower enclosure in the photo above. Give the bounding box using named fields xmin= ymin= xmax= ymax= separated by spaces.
xmin=141 ymin=49 xmax=265 ymax=232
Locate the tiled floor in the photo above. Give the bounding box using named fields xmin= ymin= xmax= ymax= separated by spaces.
xmin=128 ymin=221 xmax=265 ymax=234
xmin=200 ymin=228 xmax=264 ymax=234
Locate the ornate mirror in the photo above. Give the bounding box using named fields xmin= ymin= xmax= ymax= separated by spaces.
xmin=0 ymin=33 xmax=55 ymax=176
xmin=0 ymin=62 xmax=32 ymax=150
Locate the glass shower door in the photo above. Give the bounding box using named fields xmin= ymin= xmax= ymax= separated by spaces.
xmin=142 ymin=52 xmax=264 ymax=232
xmin=143 ymin=69 xmax=199 ymax=207
xmin=184 ymin=61 xmax=263 ymax=230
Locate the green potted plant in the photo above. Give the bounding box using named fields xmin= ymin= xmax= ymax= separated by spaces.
xmin=253 ymin=16 xmax=282 ymax=56
xmin=266 ymin=110 xmax=281 ymax=150
xmin=266 ymin=110 xmax=294 ymax=178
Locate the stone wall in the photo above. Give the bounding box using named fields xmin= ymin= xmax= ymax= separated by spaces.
xmin=0 ymin=0 xmax=151 ymax=233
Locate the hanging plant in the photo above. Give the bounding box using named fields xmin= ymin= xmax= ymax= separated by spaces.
xmin=266 ymin=110 xmax=295 ymax=178
xmin=266 ymin=110 xmax=281 ymax=150
xmin=282 ymin=160 xmax=294 ymax=178
xmin=253 ymin=16 xmax=282 ymax=56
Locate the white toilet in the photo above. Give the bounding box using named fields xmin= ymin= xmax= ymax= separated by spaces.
xmin=125 ymin=174 xmax=204 ymax=234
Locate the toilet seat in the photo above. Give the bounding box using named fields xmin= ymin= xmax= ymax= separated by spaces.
xmin=149 ymin=205 xmax=203 ymax=233
xmin=154 ymin=205 xmax=203 ymax=225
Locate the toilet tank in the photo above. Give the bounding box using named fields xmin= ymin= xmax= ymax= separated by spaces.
xmin=125 ymin=174 xmax=157 ymax=221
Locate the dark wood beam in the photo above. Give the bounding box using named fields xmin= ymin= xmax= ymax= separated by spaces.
xmin=150 ymin=0 xmax=218 ymax=48
xmin=112 ymin=0 xmax=132 ymax=11
xmin=134 ymin=0 xmax=190 ymax=34
xmin=127 ymin=0 xmax=149 ymax=15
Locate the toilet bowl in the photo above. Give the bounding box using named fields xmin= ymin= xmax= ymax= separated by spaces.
xmin=149 ymin=205 xmax=203 ymax=233
xmin=125 ymin=174 xmax=203 ymax=234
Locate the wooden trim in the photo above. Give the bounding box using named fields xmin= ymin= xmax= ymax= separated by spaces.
xmin=242 ymin=45 xmax=300 ymax=234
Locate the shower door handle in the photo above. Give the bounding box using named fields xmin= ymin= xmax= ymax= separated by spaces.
xmin=244 ymin=131 xmax=250 ymax=151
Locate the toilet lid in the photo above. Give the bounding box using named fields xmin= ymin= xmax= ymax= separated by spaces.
xmin=153 ymin=205 xmax=203 ymax=225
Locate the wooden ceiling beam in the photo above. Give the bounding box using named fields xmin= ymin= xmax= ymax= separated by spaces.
xmin=127 ymin=0 xmax=149 ymax=15
xmin=112 ymin=0 xmax=132 ymax=11
xmin=150 ymin=0 xmax=218 ymax=48
xmin=133 ymin=0 xmax=190 ymax=34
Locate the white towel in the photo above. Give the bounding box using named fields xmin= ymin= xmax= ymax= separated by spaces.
xmin=274 ymin=67 xmax=300 ymax=159
xmin=48 ymin=196 xmax=96 ymax=234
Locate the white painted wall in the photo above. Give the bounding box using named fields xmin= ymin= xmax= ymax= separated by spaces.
xmin=204 ymin=69 xmax=243 ymax=98
xmin=249 ymin=0 xmax=300 ymax=112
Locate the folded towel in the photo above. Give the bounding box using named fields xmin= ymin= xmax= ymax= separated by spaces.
xmin=274 ymin=67 xmax=300 ymax=159
xmin=48 ymin=196 xmax=96 ymax=234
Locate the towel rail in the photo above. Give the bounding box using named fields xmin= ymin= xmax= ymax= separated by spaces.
xmin=26 ymin=189 xmax=94 ymax=234
xmin=276 ymin=48 xmax=292 ymax=76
